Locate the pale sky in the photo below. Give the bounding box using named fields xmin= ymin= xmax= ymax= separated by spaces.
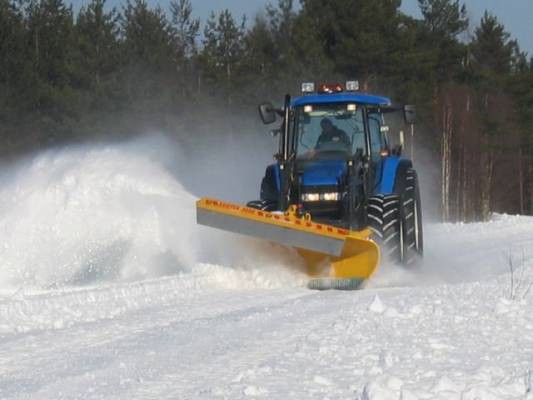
xmin=71 ymin=0 xmax=533 ymax=56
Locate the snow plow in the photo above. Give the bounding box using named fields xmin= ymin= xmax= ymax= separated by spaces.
xmin=197 ymin=81 xmax=423 ymax=289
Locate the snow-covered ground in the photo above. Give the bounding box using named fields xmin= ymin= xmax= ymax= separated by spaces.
xmin=0 ymin=139 xmax=532 ymax=399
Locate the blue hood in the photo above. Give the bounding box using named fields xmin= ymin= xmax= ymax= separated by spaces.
xmin=301 ymin=160 xmax=347 ymax=186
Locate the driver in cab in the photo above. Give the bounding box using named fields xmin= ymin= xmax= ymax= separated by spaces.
xmin=315 ymin=118 xmax=351 ymax=150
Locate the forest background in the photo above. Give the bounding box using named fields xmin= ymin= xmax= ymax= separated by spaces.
xmin=0 ymin=0 xmax=532 ymax=221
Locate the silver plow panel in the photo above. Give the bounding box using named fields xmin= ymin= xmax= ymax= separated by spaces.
xmin=197 ymin=208 xmax=345 ymax=257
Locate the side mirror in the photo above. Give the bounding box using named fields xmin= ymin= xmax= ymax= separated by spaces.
xmin=258 ymin=102 xmax=276 ymax=125
xmin=403 ymin=105 xmax=416 ymax=125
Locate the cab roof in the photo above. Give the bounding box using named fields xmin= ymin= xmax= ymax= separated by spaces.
xmin=291 ymin=92 xmax=392 ymax=108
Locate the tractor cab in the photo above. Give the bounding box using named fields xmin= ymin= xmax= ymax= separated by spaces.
xmin=255 ymin=81 xmax=412 ymax=230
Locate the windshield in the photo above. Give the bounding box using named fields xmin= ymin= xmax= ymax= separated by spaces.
xmin=294 ymin=103 xmax=365 ymax=159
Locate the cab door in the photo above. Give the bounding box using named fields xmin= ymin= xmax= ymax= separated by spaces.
xmin=367 ymin=111 xmax=387 ymax=191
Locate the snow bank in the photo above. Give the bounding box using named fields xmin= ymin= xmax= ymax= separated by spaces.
xmin=367 ymin=214 xmax=533 ymax=289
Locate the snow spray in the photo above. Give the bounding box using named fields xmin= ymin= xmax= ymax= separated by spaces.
xmin=0 ymin=135 xmax=306 ymax=291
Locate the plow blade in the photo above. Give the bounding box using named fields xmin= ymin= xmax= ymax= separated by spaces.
xmin=196 ymin=198 xmax=380 ymax=289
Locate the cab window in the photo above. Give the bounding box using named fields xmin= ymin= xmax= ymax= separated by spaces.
xmin=294 ymin=104 xmax=365 ymax=159
xmin=368 ymin=113 xmax=384 ymax=162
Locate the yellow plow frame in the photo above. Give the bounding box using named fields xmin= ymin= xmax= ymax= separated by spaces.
xmin=196 ymin=198 xmax=380 ymax=289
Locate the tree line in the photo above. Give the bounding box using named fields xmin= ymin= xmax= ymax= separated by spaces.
xmin=0 ymin=0 xmax=531 ymax=220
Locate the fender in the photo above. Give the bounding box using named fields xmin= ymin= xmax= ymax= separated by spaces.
xmin=374 ymin=157 xmax=413 ymax=195
xmin=260 ymin=164 xmax=281 ymax=202
xmin=273 ymin=163 xmax=281 ymax=191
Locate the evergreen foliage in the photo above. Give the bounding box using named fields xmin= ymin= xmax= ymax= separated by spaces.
xmin=0 ymin=0 xmax=531 ymax=218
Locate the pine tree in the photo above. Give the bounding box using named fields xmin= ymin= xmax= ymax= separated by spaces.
xmin=470 ymin=12 xmax=517 ymax=81
xmin=25 ymin=0 xmax=76 ymax=107
xmin=120 ymin=0 xmax=179 ymax=120
xmin=468 ymin=13 xmax=521 ymax=219
xmin=21 ymin=0 xmax=80 ymax=148
xmin=170 ymin=0 xmax=199 ymax=59
xmin=417 ymin=0 xmax=468 ymax=83
xmin=418 ymin=0 xmax=467 ymax=37
xmin=265 ymin=0 xmax=294 ymax=71
xmin=169 ymin=0 xmax=199 ymax=96
xmin=298 ymin=0 xmax=402 ymax=88
xmin=201 ymin=9 xmax=245 ymax=103
xmin=121 ymin=0 xmax=176 ymax=70
xmin=75 ymin=0 xmax=120 ymax=92
xmin=241 ymin=14 xmax=276 ymax=94
xmin=0 ymin=0 xmax=27 ymax=108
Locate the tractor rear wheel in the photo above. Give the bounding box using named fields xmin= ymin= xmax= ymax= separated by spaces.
xmin=367 ymin=166 xmax=424 ymax=266
xmin=398 ymin=168 xmax=424 ymax=265
xmin=367 ymin=194 xmax=402 ymax=263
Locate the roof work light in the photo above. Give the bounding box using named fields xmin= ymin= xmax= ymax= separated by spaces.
xmin=301 ymin=82 xmax=315 ymax=93
xmin=345 ymin=80 xmax=360 ymax=91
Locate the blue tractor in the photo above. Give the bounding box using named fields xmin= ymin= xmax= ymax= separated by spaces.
xmin=197 ymin=81 xmax=423 ymax=289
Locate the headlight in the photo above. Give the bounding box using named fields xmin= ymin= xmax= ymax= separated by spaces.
xmin=321 ymin=192 xmax=340 ymax=201
xmin=301 ymin=192 xmax=340 ymax=202
xmin=302 ymin=193 xmax=320 ymax=202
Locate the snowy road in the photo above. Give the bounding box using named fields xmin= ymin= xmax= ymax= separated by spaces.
xmin=0 ymin=141 xmax=532 ymax=399
xmin=1 ymin=216 xmax=532 ymax=400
